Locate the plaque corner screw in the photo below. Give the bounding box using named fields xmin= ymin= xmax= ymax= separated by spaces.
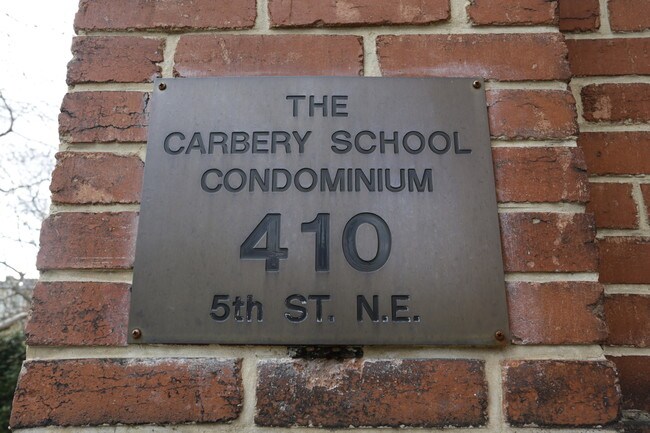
xmin=131 ymin=328 xmax=142 ymax=339
xmin=472 ymin=80 xmax=482 ymax=89
xmin=494 ymin=330 xmax=505 ymax=341
xmin=158 ymin=82 xmax=167 ymax=91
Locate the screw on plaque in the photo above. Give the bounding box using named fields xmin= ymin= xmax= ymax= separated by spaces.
xmin=131 ymin=328 xmax=142 ymax=339
xmin=472 ymin=80 xmax=482 ymax=89
xmin=494 ymin=330 xmax=505 ymax=341
xmin=158 ymin=82 xmax=167 ymax=91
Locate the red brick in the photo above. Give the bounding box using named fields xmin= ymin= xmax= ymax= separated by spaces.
xmin=268 ymin=0 xmax=449 ymax=28
xmin=567 ymin=39 xmax=650 ymax=76
xmin=579 ymin=132 xmax=650 ymax=175
xmin=60 ymin=92 xmax=149 ymax=143
xmin=503 ymin=360 xmax=621 ymax=426
xmin=507 ymin=281 xmax=606 ymax=344
xmin=605 ymin=294 xmax=650 ymax=347
xmin=582 ymin=84 xmax=650 ymax=124
xmin=51 ymin=152 xmax=143 ymax=204
xmin=74 ymin=0 xmax=256 ymax=31
xmin=256 ymin=359 xmax=487 ymax=427
xmin=642 ymin=184 xmax=650 ymax=217
xmin=468 ymin=0 xmax=557 ymax=26
xmin=174 ymin=35 xmax=363 ymax=77
xmin=587 ymin=183 xmax=638 ymax=229
xmin=10 ymin=358 xmax=242 ymax=428
xmin=558 ymin=0 xmax=600 ymax=31
xmin=25 ymin=282 xmax=129 ymax=346
xmin=606 ymin=356 xmax=650 ymax=411
xmin=608 ymin=0 xmax=650 ymax=32
xmin=377 ymin=33 xmax=571 ymax=81
xmin=599 ymin=237 xmax=650 ymax=284
xmin=493 ymin=147 xmax=588 ymax=203
xmin=500 ymin=213 xmax=597 ymax=272
xmin=487 ymin=90 xmax=578 ymax=140
xmin=67 ymin=36 xmax=164 ymax=85
xmin=37 ymin=212 xmax=137 ymax=270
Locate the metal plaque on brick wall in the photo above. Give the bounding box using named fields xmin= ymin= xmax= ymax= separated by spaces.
xmin=128 ymin=77 xmax=509 ymax=346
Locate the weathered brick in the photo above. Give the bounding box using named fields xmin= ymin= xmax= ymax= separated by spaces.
xmin=51 ymin=152 xmax=143 ymax=204
xmin=567 ymin=39 xmax=650 ymax=76
xmin=377 ymin=34 xmax=571 ymax=81
xmin=606 ymin=356 xmax=650 ymax=411
xmin=507 ymin=281 xmax=606 ymax=344
xmin=558 ymin=0 xmax=600 ymax=31
xmin=600 ymin=237 xmax=650 ymax=284
xmin=268 ymin=0 xmax=449 ymax=28
xmin=579 ymin=132 xmax=650 ymax=175
xmin=256 ymin=359 xmax=487 ymax=427
xmin=468 ymin=0 xmax=557 ymax=26
xmin=25 ymin=282 xmax=129 ymax=346
xmin=67 ymin=36 xmax=164 ymax=85
xmin=605 ymin=295 xmax=650 ymax=347
xmin=503 ymin=360 xmax=621 ymax=427
xmin=608 ymin=0 xmax=650 ymax=32
xmin=493 ymin=147 xmax=588 ymax=203
xmin=499 ymin=213 xmax=597 ymax=272
xmin=37 ymin=212 xmax=137 ymax=270
xmin=487 ymin=90 xmax=578 ymax=140
xmin=587 ymin=183 xmax=637 ymax=229
xmin=10 ymin=358 xmax=242 ymax=428
xmin=642 ymin=184 xmax=650 ymax=217
xmin=60 ymin=92 xmax=149 ymax=143
xmin=74 ymin=0 xmax=256 ymax=31
xmin=582 ymin=84 xmax=650 ymax=124
xmin=174 ymin=35 xmax=363 ymax=77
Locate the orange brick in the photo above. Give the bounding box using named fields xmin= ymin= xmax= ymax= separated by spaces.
xmin=579 ymin=132 xmax=650 ymax=175
xmin=67 ymin=36 xmax=164 ymax=84
xmin=377 ymin=33 xmax=571 ymax=81
xmin=174 ymin=35 xmax=363 ymax=77
xmin=487 ymin=90 xmax=578 ymax=140
xmin=507 ymin=282 xmax=606 ymax=344
xmin=599 ymin=237 xmax=650 ymax=284
xmin=75 ymin=0 xmax=256 ymax=31
xmin=468 ymin=0 xmax=557 ymax=26
xmin=11 ymin=359 xmax=242 ymax=428
xmin=500 ymin=213 xmax=597 ymax=272
xmin=559 ymin=0 xmax=600 ymax=31
xmin=587 ymin=183 xmax=638 ymax=229
xmin=26 ymin=282 xmax=130 ymax=346
xmin=51 ymin=153 xmax=143 ymax=204
xmin=269 ymin=0 xmax=449 ymax=28
xmin=605 ymin=295 xmax=650 ymax=347
xmin=567 ymin=39 xmax=650 ymax=76
xmin=608 ymin=0 xmax=650 ymax=32
xmin=582 ymin=84 xmax=650 ymax=124
xmin=503 ymin=361 xmax=620 ymax=426
xmin=59 ymin=92 xmax=149 ymax=143
xmin=493 ymin=147 xmax=588 ymax=203
xmin=37 ymin=212 xmax=137 ymax=270
xmin=256 ymin=359 xmax=487 ymax=427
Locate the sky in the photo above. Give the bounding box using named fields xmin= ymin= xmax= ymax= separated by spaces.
xmin=0 ymin=1 xmax=78 ymax=279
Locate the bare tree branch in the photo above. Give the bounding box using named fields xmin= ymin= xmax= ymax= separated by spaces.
xmin=0 ymin=91 xmax=15 ymax=137
xmin=0 ymin=261 xmax=25 ymax=280
xmin=0 ymin=312 xmax=28 ymax=331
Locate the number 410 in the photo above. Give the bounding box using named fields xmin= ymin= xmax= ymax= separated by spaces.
xmin=240 ymin=213 xmax=391 ymax=273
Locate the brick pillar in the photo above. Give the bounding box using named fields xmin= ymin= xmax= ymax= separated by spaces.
xmin=11 ymin=0 xmax=643 ymax=431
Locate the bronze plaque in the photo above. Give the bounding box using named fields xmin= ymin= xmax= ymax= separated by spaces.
xmin=129 ymin=77 xmax=509 ymax=345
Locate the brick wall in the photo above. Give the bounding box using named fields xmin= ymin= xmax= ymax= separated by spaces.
xmin=560 ymin=0 xmax=650 ymax=430
xmin=10 ymin=0 xmax=648 ymax=431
